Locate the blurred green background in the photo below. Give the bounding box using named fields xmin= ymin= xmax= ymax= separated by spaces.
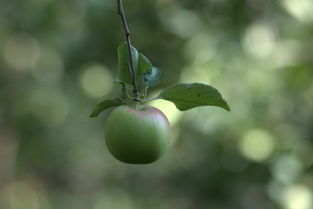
xmin=1 ymin=0 xmax=313 ymax=208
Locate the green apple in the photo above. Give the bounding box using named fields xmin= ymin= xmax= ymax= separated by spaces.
xmin=104 ymin=105 xmax=170 ymax=164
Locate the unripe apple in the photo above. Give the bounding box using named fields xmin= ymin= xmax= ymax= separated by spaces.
xmin=104 ymin=105 xmax=170 ymax=164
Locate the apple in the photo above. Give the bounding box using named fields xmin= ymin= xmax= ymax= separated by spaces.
xmin=104 ymin=105 xmax=170 ymax=164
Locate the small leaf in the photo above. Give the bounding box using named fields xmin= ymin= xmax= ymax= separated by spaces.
xmin=114 ymin=78 xmax=128 ymax=99
xmin=90 ymin=99 xmax=125 ymax=118
xmin=117 ymin=42 xmax=139 ymax=84
xmin=138 ymin=53 xmax=153 ymax=75
xmin=141 ymin=67 xmax=165 ymax=87
xmin=137 ymin=53 xmax=153 ymax=91
xmin=158 ymin=83 xmax=230 ymax=111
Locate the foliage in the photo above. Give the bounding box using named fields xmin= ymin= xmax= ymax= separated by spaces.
xmin=91 ymin=43 xmax=229 ymax=117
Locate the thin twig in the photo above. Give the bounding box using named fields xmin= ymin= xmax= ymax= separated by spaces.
xmin=117 ymin=0 xmax=139 ymax=101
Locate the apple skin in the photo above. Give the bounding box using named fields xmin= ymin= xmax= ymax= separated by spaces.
xmin=104 ymin=105 xmax=170 ymax=164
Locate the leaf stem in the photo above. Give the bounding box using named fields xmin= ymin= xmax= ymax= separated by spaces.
xmin=142 ymin=96 xmax=161 ymax=103
xmin=117 ymin=0 xmax=139 ymax=101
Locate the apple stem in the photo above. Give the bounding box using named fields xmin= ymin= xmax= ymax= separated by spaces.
xmin=117 ymin=0 xmax=140 ymax=101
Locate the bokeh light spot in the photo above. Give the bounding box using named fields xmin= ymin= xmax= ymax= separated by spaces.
xmin=3 ymin=34 xmax=40 ymax=71
xmin=80 ymin=64 xmax=113 ymax=98
xmin=31 ymin=49 xmax=64 ymax=84
xmin=280 ymin=0 xmax=313 ymax=22
xmin=239 ymin=129 xmax=275 ymax=162
xmin=271 ymin=155 xmax=303 ymax=184
xmin=184 ymin=32 xmax=217 ymax=64
xmin=283 ymin=185 xmax=313 ymax=209
xmin=159 ymin=6 xmax=202 ymax=38
xmin=242 ymin=23 xmax=276 ymax=58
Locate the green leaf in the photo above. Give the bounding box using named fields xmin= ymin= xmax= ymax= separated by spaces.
xmin=114 ymin=78 xmax=128 ymax=99
xmin=141 ymin=67 xmax=165 ymax=87
xmin=158 ymin=83 xmax=230 ymax=111
xmin=138 ymin=53 xmax=152 ymax=75
xmin=117 ymin=42 xmax=139 ymax=84
xmin=90 ymin=99 xmax=125 ymax=118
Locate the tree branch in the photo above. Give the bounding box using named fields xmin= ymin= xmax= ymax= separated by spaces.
xmin=117 ymin=0 xmax=139 ymax=101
